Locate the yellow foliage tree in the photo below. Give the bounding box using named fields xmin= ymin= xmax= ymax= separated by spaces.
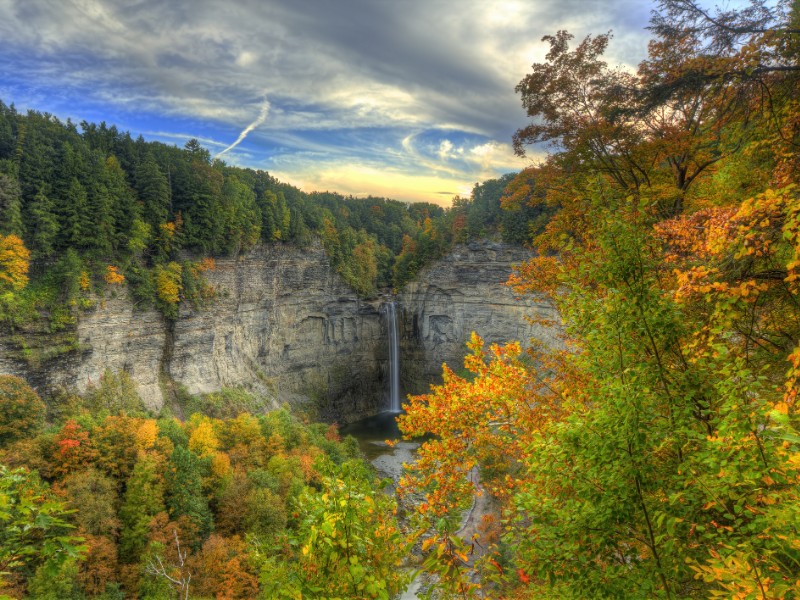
xmin=0 ymin=234 xmax=30 ymax=292
xmin=154 ymin=262 xmax=183 ymax=318
xmin=188 ymin=418 xmax=219 ymax=459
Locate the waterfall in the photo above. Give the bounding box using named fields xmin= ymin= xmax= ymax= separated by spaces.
xmin=384 ymin=301 xmax=401 ymax=412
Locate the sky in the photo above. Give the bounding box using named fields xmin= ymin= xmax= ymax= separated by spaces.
xmin=0 ymin=0 xmax=656 ymax=205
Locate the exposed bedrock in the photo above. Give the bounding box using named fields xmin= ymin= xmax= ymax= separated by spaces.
xmin=397 ymin=241 xmax=560 ymax=395
xmin=0 ymin=240 xmax=560 ymax=422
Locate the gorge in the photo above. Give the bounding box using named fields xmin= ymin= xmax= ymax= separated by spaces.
xmin=0 ymin=240 xmax=558 ymax=422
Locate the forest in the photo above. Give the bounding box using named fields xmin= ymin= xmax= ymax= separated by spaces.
xmin=0 ymin=374 xmax=409 ymax=598
xmin=1 ymin=0 xmax=800 ymax=598
xmin=398 ymin=0 xmax=800 ymax=598
xmin=0 ymin=102 xmax=546 ymax=329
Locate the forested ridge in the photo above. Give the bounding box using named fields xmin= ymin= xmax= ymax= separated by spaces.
xmin=0 ymin=56 xmax=547 ymax=600
xmin=398 ymin=0 xmax=800 ymax=598
xmin=0 ymin=104 xmax=547 ymax=330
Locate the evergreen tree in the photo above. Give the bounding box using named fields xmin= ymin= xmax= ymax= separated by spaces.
xmin=26 ymin=187 xmax=59 ymax=260
xmin=134 ymin=153 xmax=170 ymax=230
xmin=119 ymin=456 xmax=165 ymax=564
xmin=0 ymin=100 xmax=17 ymax=158
xmin=60 ymin=177 xmax=92 ymax=250
xmin=103 ymin=154 xmax=139 ymax=251
xmin=164 ymin=446 xmax=213 ymax=540
xmin=84 ymin=152 xmax=115 ymax=256
xmin=0 ymin=173 xmax=24 ymax=236
xmin=219 ymin=175 xmax=261 ymax=254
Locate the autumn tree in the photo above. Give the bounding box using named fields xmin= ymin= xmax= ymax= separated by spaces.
xmin=0 ymin=233 xmax=30 ymax=292
xmin=188 ymin=534 xmax=258 ymax=599
xmin=0 ymin=466 xmax=85 ymax=591
xmin=77 ymin=533 xmax=120 ymax=597
xmin=513 ymin=31 xmax=650 ymax=191
xmin=0 ymin=375 xmax=45 ymax=446
xmin=512 ymin=20 xmax=769 ymax=216
xmin=154 ymin=261 xmax=183 ymax=319
xmin=402 ymin=2 xmax=800 ymax=597
xmin=50 ymin=419 xmax=99 ymax=478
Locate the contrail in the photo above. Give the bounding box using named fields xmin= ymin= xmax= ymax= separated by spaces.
xmin=215 ymin=98 xmax=270 ymax=158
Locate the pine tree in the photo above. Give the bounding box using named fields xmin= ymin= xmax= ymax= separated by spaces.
xmin=119 ymin=456 xmax=165 ymax=563
xmin=26 ymin=187 xmax=59 ymax=260
xmin=134 ymin=153 xmax=170 ymax=230
xmin=0 ymin=173 xmax=24 ymax=236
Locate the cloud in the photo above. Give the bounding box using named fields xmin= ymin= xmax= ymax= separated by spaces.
xmin=0 ymin=0 xmax=656 ymax=203
xmin=215 ymin=98 xmax=270 ymax=158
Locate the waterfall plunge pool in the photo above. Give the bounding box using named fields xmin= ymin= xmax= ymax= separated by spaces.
xmin=339 ymin=411 xmax=419 ymax=483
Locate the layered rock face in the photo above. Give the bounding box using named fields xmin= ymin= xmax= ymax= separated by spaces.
xmin=0 ymin=240 xmax=558 ymax=422
xmin=0 ymin=242 xmax=387 ymax=422
xmin=398 ymin=241 xmax=560 ymax=393
xmin=167 ymin=243 xmax=385 ymax=421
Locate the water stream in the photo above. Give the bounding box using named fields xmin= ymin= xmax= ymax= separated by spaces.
xmin=342 ymin=302 xmax=422 ymax=597
xmin=340 ymin=412 xmax=417 ymax=485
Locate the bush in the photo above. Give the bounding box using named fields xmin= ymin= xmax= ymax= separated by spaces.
xmin=84 ymin=370 xmax=147 ymax=416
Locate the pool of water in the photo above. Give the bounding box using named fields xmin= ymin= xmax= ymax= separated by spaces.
xmin=340 ymin=411 xmax=419 ymax=482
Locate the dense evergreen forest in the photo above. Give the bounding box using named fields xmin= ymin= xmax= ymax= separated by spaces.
xmin=0 ymin=104 xmax=548 ymax=329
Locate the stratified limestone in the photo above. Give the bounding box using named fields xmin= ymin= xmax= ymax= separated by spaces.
xmin=398 ymin=241 xmax=561 ymax=393
xmin=0 ymin=240 xmax=560 ymax=422
xmin=0 ymin=241 xmax=384 ymax=422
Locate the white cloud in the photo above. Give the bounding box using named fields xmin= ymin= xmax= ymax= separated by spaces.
xmin=0 ymin=0 xmax=655 ymax=203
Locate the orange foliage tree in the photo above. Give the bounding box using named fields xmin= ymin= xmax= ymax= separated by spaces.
xmin=401 ymin=1 xmax=800 ymax=596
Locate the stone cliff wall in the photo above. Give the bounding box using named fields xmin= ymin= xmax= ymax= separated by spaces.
xmin=398 ymin=241 xmax=560 ymax=394
xmin=0 ymin=240 xmax=559 ymax=422
xmin=0 ymin=242 xmax=388 ymax=423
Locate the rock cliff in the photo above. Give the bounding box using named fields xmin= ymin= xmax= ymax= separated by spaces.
xmin=397 ymin=241 xmax=560 ymax=394
xmin=0 ymin=240 xmax=559 ymax=422
xmin=0 ymin=242 xmax=387 ymax=422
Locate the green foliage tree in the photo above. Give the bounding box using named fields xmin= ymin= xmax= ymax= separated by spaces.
xmin=256 ymin=459 xmax=410 ymax=600
xmin=134 ymin=153 xmax=171 ymax=233
xmin=83 ymin=369 xmax=146 ymax=416
xmin=0 ymin=173 xmax=23 ymax=237
xmin=62 ymin=468 xmax=120 ymax=537
xmin=0 ymin=466 xmax=85 ymax=590
xmin=119 ymin=455 xmax=166 ymax=564
xmin=220 ymin=175 xmax=261 ymax=254
xmin=25 ymin=187 xmax=59 ymax=260
xmin=0 ymin=375 xmax=45 ymax=445
xmin=164 ymin=445 xmax=213 ymax=540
